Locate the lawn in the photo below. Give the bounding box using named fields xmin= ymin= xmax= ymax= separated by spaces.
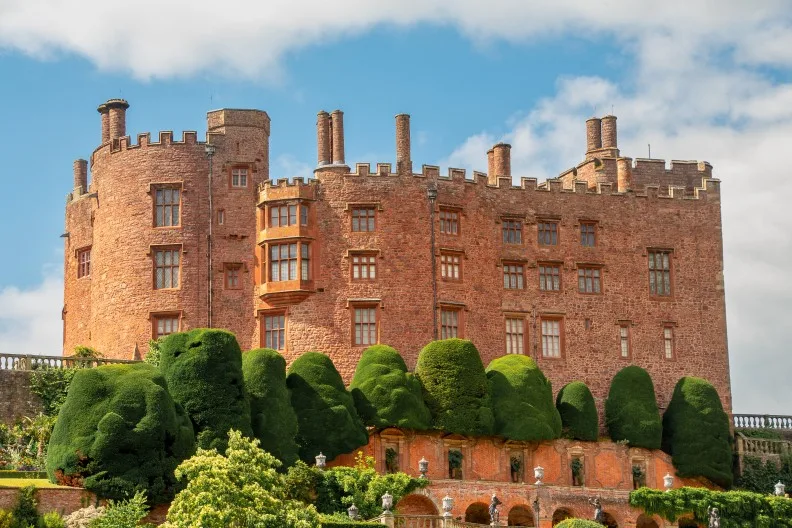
xmin=0 ymin=478 xmax=69 ymax=489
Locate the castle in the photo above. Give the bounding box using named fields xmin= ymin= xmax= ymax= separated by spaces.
xmin=63 ymin=100 xmax=731 ymax=415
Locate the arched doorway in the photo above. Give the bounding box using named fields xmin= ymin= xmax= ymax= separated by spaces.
xmin=601 ymin=512 xmax=619 ymax=528
xmin=508 ymin=505 xmax=535 ymax=526
xmin=465 ymin=502 xmax=490 ymax=524
xmin=637 ymin=513 xmax=660 ymax=528
xmin=552 ymin=508 xmax=574 ymax=526
xmin=395 ymin=494 xmax=438 ymax=515
xmin=678 ymin=517 xmax=700 ymax=528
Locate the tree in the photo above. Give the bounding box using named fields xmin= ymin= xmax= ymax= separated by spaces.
xmin=89 ymin=491 xmax=153 ymax=528
xmin=605 ymin=366 xmax=662 ymax=449
xmin=556 ymin=381 xmax=599 ymax=441
xmin=159 ymin=329 xmax=253 ymax=451
xmin=46 ymin=363 xmax=194 ymax=503
xmin=662 ymin=377 xmax=732 ymax=488
xmin=286 ymin=352 xmax=368 ymax=462
xmin=242 ymin=348 xmax=299 ymax=468
xmin=486 ymin=355 xmax=561 ymax=441
xmin=414 ymin=339 xmax=494 ymax=436
xmin=349 ymin=345 xmax=431 ymax=430
xmin=162 ymin=430 xmax=318 ymax=528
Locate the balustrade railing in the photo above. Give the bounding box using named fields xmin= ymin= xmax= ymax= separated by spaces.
xmin=739 ymin=435 xmax=792 ymax=457
xmin=0 ymin=353 xmax=139 ymax=371
xmin=734 ymin=414 xmax=792 ymax=430
xmin=393 ymin=515 xmax=445 ymax=528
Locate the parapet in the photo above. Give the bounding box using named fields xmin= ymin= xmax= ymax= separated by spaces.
xmin=207 ymin=109 xmax=271 ymax=135
xmin=258 ymin=177 xmax=318 ymax=204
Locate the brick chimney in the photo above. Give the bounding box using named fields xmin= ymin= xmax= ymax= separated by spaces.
xmin=73 ymin=159 xmax=88 ymax=194
xmin=395 ymin=114 xmax=412 ymax=174
xmin=97 ymin=99 xmax=130 ymax=144
xmin=330 ymin=110 xmax=345 ymax=165
xmin=317 ymin=111 xmax=331 ymax=166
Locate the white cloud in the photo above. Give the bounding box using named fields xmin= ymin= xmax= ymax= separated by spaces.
xmin=0 ymin=265 xmax=63 ymax=357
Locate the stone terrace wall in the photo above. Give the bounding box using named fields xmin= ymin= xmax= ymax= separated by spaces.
xmin=0 ymin=370 xmax=41 ymax=424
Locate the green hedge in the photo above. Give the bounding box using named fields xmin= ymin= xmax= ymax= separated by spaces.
xmin=605 ymin=366 xmax=662 ymax=449
xmin=414 ymin=339 xmax=494 ymax=436
xmin=349 ymin=345 xmax=431 ymax=430
xmin=0 ymin=471 xmax=47 ymax=479
xmin=160 ymin=329 xmax=253 ymax=451
xmin=46 ymin=363 xmax=195 ymax=502
xmin=486 ymin=355 xmax=561 ymax=441
xmin=662 ymin=377 xmax=732 ymax=488
xmin=287 ymin=352 xmax=368 ymax=462
xmin=555 ymin=520 xmax=606 ymax=528
xmin=556 ymin=381 xmax=599 ymax=441
xmin=242 ymin=348 xmax=299 ymax=467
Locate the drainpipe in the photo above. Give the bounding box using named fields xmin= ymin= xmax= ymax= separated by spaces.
xmin=205 ymin=143 xmax=216 ymax=328
xmin=427 ymin=181 xmax=438 ymax=340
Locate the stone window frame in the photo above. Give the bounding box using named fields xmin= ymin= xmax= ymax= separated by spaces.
xmin=617 ymin=320 xmax=633 ymax=359
xmin=259 ymin=308 xmax=287 ymax=351
xmin=647 ymin=247 xmax=675 ymax=299
xmin=149 ymin=182 xmax=183 ymax=229
xmin=347 ymin=202 xmax=380 ymax=232
xmin=442 ymin=434 xmax=470 ymax=480
xmin=504 ymin=312 xmax=528 ymax=355
xmin=567 ymin=446 xmax=586 ymax=487
xmin=663 ymin=322 xmax=678 ymax=360
xmin=150 ymin=310 xmax=182 ymax=340
xmin=439 ymin=207 xmax=461 ymax=236
xmin=76 ymin=246 xmax=91 ymax=279
xmin=438 ymin=302 xmax=466 ymax=340
xmin=347 ymin=299 xmax=382 ymax=348
xmin=537 ymin=218 xmax=560 ymax=246
xmin=439 ymin=248 xmax=464 ymax=282
xmin=500 ymin=215 xmax=524 ymax=245
xmin=150 ymin=244 xmax=183 ymax=290
xmin=575 ymin=263 xmax=604 ymax=295
xmin=538 ymin=260 xmax=563 ymax=292
xmin=539 ymin=313 xmax=565 ymax=359
xmin=578 ymin=219 xmax=598 ymax=247
xmin=502 ymin=261 xmax=525 ymax=290
xmin=266 ymin=240 xmax=311 ymax=282
xmin=224 ymin=262 xmax=243 ymax=290
xmin=348 ymin=250 xmax=378 ymax=282
xmin=229 ymin=165 xmax=250 ymax=189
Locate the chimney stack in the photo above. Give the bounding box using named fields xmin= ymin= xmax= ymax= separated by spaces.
xmin=98 ymin=99 xmax=130 ymax=144
xmin=601 ymin=115 xmax=617 ymax=149
xmin=395 ymin=114 xmax=411 ymax=174
xmin=73 ymin=159 xmax=88 ymax=194
xmin=617 ymin=157 xmax=633 ymax=192
xmin=492 ymin=143 xmax=512 ymax=184
xmin=586 ymin=117 xmax=602 ymax=153
xmin=330 ymin=110 xmax=345 ymax=165
xmin=317 ymin=111 xmax=331 ymax=166
xmin=487 ymin=149 xmax=495 ymax=184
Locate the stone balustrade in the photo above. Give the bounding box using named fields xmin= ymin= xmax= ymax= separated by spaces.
xmin=0 ymin=353 xmax=139 ymax=371
xmin=733 ymin=414 xmax=792 ymax=430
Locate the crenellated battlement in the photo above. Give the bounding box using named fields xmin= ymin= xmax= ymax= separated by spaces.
xmin=109 ymin=131 xmax=202 ymax=152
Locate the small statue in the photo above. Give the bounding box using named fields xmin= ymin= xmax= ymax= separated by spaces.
xmin=489 ymin=494 xmax=502 ymax=524
xmin=589 ymin=498 xmax=605 ymax=524
xmin=708 ymin=507 xmax=720 ymax=528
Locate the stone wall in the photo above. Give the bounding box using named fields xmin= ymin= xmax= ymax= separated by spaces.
xmin=0 ymin=370 xmax=41 ymax=424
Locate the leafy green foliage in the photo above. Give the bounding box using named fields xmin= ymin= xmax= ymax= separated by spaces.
xmin=0 ymin=510 xmax=13 ymax=528
xmin=737 ymin=455 xmax=792 ymax=494
xmin=486 ymin=355 xmax=561 ymax=441
xmin=242 ymin=348 xmax=299 ymax=467
xmin=630 ymin=486 xmax=792 ymax=527
xmin=29 ymin=367 xmax=77 ymax=417
xmin=11 ymin=486 xmax=38 ymax=528
xmin=738 ymin=428 xmax=783 ymax=440
xmin=284 ymin=452 xmax=426 ymax=520
xmin=0 ymin=415 xmax=57 ymax=471
xmin=160 ymin=329 xmax=253 ymax=452
xmin=71 ymin=346 xmax=101 ymax=359
xmin=414 ymin=339 xmax=494 ymax=436
xmin=349 ymin=345 xmax=431 ymax=430
xmin=605 ymin=366 xmax=662 ymax=449
xmin=556 ymin=381 xmax=599 ymax=441
xmin=662 ymin=377 xmax=732 ymax=488
xmin=39 ymin=512 xmax=65 ymax=528
xmin=286 ymin=352 xmax=368 ymax=462
xmin=318 ymin=514 xmax=380 ymax=527
xmin=555 ymin=520 xmax=606 ymax=528
xmin=46 ymin=363 xmax=195 ymax=503
xmin=162 ymin=430 xmax=319 ymax=528
xmin=143 ymin=340 xmax=161 ymax=368
xmin=89 ymin=491 xmax=152 ymax=528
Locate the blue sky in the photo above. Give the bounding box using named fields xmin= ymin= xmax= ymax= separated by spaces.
xmin=1 ymin=0 xmax=791 ymax=413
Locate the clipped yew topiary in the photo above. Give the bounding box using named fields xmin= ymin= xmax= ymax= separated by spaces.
xmin=46 ymin=363 xmax=195 ymax=502
xmin=287 ymin=352 xmax=368 ymax=462
xmin=662 ymin=377 xmax=732 ymax=488
xmin=414 ymin=339 xmax=494 ymax=436
xmin=349 ymin=345 xmax=431 ymax=430
xmin=556 ymin=381 xmax=599 ymax=441
xmin=159 ymin=329 xmax=253 ymax=452
xmin=242 ymin=348 xmax=300 ymax=467
xmin=486 ymin=355 xmax=561 ymax=441
xmin=605 ymin=366 xmax=662 ymax=449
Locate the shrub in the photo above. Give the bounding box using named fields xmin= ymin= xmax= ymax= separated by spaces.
xmin=486 ymin=355 xmax=561 ymax=441
xmin=89 ymin=491 xmax=152 ymax=528
xmin=242 ymin=348 xmax=299 ymax=467
xmin=11 ymin=485 xmax=38 ymax=528
xmin=63 ymin=506 xmax=105 ymax=528
xmin=662 ymin=377 xmax=732 ymax=488
xmin=40 ymin=512 xmax=66 ymax=528
xmin=414 ymin=339 xmax=494 ymax=436
xmin=287 ymin=352 xmax=368 ymax=462
xmin=143 ymin=340 xmax=161 ymax=368
xmin=160 ymin=329 xmax=253 ymax=451
xmin=71 ymin=346 xmax=101 ymax=359
xmin=605 ymin=366 xmax=662 ymax=449
xmin=0 ymin=511 xmax=12 ymax=528
xmin=163 ymin=430 xmax=319 ymax=528
xmin=319 ymin=514 xmax=380 ymax=527
xmin=349 ymin=345 xmax=431 ymax=430
xmin=555 ymin=520 xmax=605 ymax=528
xmin=556 ymin=381 xmax=599 ymax=441
xmin=46 ymin=363 xmax=195 ymax=503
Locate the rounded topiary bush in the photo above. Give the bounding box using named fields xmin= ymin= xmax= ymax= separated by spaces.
xmin=605 ymin=366 xmax=662 ymax=449
xmin=486 ymin=355 xmax=561 ymax=441
xmin=556 ymin=381 xmax=599 ymax=441
xmin=46 ymin=363 xmax=195 ymax=502
xmin=414 ymin=339 xmax=494 ymax=436
xmin=349 ymin=345 xmax=431 ymax=430
xmin=160 ymin=329 xmax=253 ymax=451
xmin=286 ymin=352 xmax=368 ymax=462
xmin=555 ymin=520 xmax=604 ymax=528
xmin=242 ymin=348 xmax=299 ymax=467
xmin=662 ymin=376 xmax=732 ymax=488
